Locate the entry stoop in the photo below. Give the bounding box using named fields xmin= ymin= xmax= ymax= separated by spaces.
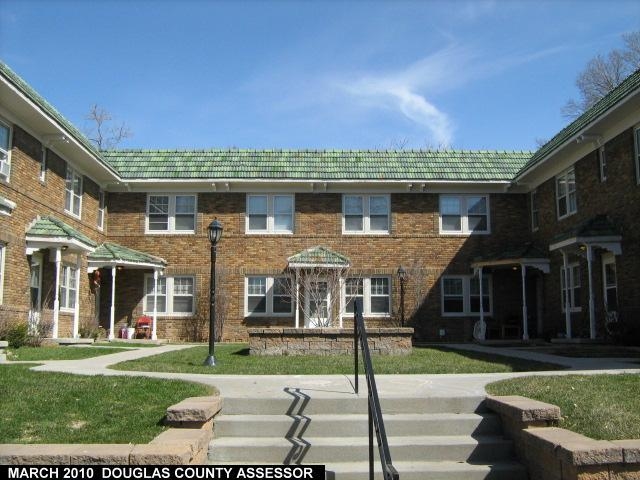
xmin=208 ymin=390 xmax=527 ymax=479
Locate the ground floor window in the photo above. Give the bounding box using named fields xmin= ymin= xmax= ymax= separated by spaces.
xmin=561 ymin=263 xmax=581 ymax=312
xmin=441 ymin=275 xmax=492 ymax=316
xmin=602 ymin=254 xmax=618 ymax=312
xmin=60 ymin=264 xmax=78 ymax=310
xmin=144 ymin=275 xmax=194 ymax=315
xmin=343 ymin=277 xmax=391 ymax=316
xmin=0 ymin=243 xmax=5 ymax=304
xmin=245 ymin=276 xmax=292 ymax=316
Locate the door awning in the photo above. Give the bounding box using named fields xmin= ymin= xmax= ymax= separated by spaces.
xmin=88 ymin=242 xmax=167 ymax=271
xmin=287 ymin=246 xmax=351 ymax=269
xmin=471 ymin=243 xmax=550 ymax=273
xmin=549 ymin=215 xmax=622 ymax=254
xmin=25 ymin=215 xmax=97 ymax=254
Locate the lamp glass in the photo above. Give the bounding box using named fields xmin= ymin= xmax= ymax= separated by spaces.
xmin=208 ymin=219 xmax=223 ymax=245
xmin=397 ymin=265 xmax=407 ymax=281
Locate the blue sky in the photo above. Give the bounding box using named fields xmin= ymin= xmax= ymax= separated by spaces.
xmin=1 ymin=0 xmax=639 ymax=151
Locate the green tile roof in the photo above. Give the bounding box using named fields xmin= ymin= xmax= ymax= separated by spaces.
xmin=551 ymin=215 xmax=621 ymax=245
xmin=521 ymin=67 xmax=640 ymax=175
xmin=288 ymin=246 xmax=351 ymax=267
xmin=89 ymin=242 xmax=167 ymax=267
xmin=26 ymin=216 xmax=98 ymax=248
xmin=473 ymin=243 xmax=549 ymax=263
xmin=101 ymin=149 xmax=532 ymax=182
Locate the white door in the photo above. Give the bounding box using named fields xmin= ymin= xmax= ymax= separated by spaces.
xmin=305 ymin=280 xmax=330 ymax=327
xmin=28 ymin=255 xmax=43 ymax=333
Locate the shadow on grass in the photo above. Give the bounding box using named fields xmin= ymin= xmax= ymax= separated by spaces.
xmin=421 ymin=345 xmax=565 ymax=371
xmin=232 ymin=348 xmax=250 ymax=356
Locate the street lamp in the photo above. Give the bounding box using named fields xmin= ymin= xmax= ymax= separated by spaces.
xmin=204 ymin=218 xmax=223 ymax=366
xmin=397 ymin=266 xmax=407 ymax=327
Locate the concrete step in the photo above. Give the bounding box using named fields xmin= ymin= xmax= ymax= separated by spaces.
xmin=209 ymin=434 xmax=514 ymax=464
xmin=214 ymin=412 xmax=502 ymax=438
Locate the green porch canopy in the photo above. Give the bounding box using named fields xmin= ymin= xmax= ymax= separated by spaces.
xmin=287 ymin=246 xmax=351 ymax=269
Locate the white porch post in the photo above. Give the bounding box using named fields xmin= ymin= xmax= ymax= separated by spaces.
xmin=72 ymin=253 xmax=81 ymax=338
xmin=562 ymin=250 xmax=572 ymax=339
xmin=521 ymin=264 xmax=529 ymax=340
xmin=478 ymin=266 xmax=485 ymax=324
xmin=586 ymin=245 xmax=596 ymax=339
xmin=295 ymin=269 xmax=300 ymax=329
xmin=152 ymin=269 xmax=159 ymax=340
xmin=109 ymin=266 xmax=117 ymax=340
xmin=52 ymin=247 xmax=61 ymax=339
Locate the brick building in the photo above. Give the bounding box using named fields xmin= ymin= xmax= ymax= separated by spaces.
xmin=1 ymin=61 xmax=639 ymax=343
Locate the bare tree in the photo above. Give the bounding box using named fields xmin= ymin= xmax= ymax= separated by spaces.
xmin=404 ymin=260 xmax=430 ymax=321
xmin=183 ymin=268 xmax=229 ymax=342
xmin=562 ymin=31 xmax=640 ymax=119
xmin=85 ymin=104 xmax=133 ymax=149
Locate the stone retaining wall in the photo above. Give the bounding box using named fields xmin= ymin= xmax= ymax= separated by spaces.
xmin=486 ymin=395 xmax=640 ymax=480
xmin=248 ymin=327 xmax=414 ymax=356
xmin=0 ymin=396 xmax=222 ymax=465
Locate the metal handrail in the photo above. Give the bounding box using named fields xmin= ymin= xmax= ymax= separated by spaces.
xmin=353 ymin=299 xmax=399 ymax=480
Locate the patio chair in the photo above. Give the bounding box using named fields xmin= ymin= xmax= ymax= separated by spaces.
xmin=135 ymin=316 xmax=152 ymax=339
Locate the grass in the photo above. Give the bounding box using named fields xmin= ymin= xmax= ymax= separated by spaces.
xmin=7 ymin=346 xmax=129 ymax=361
xmin=112 ymin=343 xmax=562 ymax=375
xmin=92 ymin=341 xmax=161 ymax=348
xmin=0 ymin=364 xmax=214 ymax=444
xmin=486 ymin=374 xmax=640 ymax=440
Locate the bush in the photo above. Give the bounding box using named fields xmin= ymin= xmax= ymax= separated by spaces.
xmin=6 ymin=322 xmax=29 ymax=348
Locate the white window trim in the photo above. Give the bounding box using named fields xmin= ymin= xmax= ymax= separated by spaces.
xmin=556 ymin=167 xmax=577 ymax=220
xmin=0 ymin=243 xmax=5 ymax=305
xmin=245 ymin=194 xmax=295 ymax=234
xmin=97 ymin=190 xmax=106 ymax=230
xmin=440 ymin=275 xmax=493 ymax=317
xmin=634 ymin=125 xmax=640 ymax=185
xmin=341 ymin=276 xmax=392 ymax=317
xmin=60 ymin=264 xmax=78 ymax=312
xmin=64 ymin=166 xmax=83 ymax=218
xmin=602 ymin=253 xmax=617 ymax=312
xmin=0 ymin=119 xmax=12 ymax=182
xmin=561 ymin=262 xmax=582 ymax=313
xmin=145 ymin=194 xmax=197 ymax=234
xmin=143 ymin=275 xmax=196 ymax=316
xmin=598 ymin=146 xmax=607 ymax=183
xmin=439 ymin=195 xmax=491 ymax=235
xmin=39 ymin=147 xmax=47 ymax=183
xmin=244 ymin=276 xmax=293 ymax=317
xmin=342 ymin=194 xmax=391 ymax=235
xmin=531 ymin=190 xmax=539 ymax=232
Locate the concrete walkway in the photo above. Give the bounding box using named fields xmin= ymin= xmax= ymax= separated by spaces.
xmin=17 ymin=343 xmax=640 ymax=399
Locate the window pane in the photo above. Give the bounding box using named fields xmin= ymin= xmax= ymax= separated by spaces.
xmin=370 ymin=215 xmax=389 ymax=231
xmin=273 ymin=296 xmax=291 ymax=313
xmin=273 ymin=278 xmax=289 ymax=296
xmin=557 ymin=176 xmax=567 ymax=197
xmin=175 ymin=196 xmax=195 ymax=214
xmin=467 ymin=197 xmax=486 ymax=214
xmin=248 ymin=196 xmax=267 ymax=214
xmin=345 ymin=278 xmax=363 ymax=296
xmin=73 ymin=197 xmax=81 ymax=216
xmin=468 ymin=215 xmax=487 ymax=232
xmin=248 ymin=296 xmax=266 ymax=313
xmin=443 ymin=278 xmax=463 ymax=295
xmin=566 ymin=169 xmax=576 ymax=192
xmin=345 ymin=215 xmax=363 ymax=231
xmin=606 ymin=288 xmax=618 ymax=311
xmin=146 ymin=296 xmax=166 ymax=313
xmin=274 ymin=214 xmax=292 ymax=232
xmin=558 ymin=197 xmax=567 ymax=217
xmin=605 ymin=263 xmax=617 ymax=287
xmin=0 ymin=124 xmax=9 ymax=149
xmin=173 ymin=277 xmax=193 ymax=295
xmin=568 ymin=191 xmax=577 ymax=213
xmin=441 ymin=197 xmax=460 ymax=215
xmin=444 ymin=298 xmax=464 ymax=313
xmin=371 ymin=278 xmax=389 ymax=295
xmin=274 ymin=196 xmax=292 ymax=214
xmin=175 ymin=214 xmax=195 ymax=231
xmin=344 ymin=196 xmax=363 ymax=215
xmin=173 ymin=297 xmax=193 ymax=313
xmin=369 ymin=196 xmax=388 ymax=215
xmin=73 ymin=175 xmax=82 ymax=195
xmin=248 ymin=214 xmax=268 ymax=230
xmin=149 ymin=196 xmax=169 ymax=214
xmin=371 ymin=297 xmax=389 ymax=314
xmin=248 ymin=277 xmax=266 ymax=295
xmin=442 ymin=215 xmax=461 ymax=231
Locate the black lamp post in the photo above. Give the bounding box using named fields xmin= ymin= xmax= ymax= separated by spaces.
xmin=204 ymin=218 xmax=223 ymax=366
xmin=397 ymin=266 xmax=407 ymax=327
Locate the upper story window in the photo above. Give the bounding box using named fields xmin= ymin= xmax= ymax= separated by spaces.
xmin=561 ymin=263 xmax=581 ymax=312
xmin=531 ymin=190 xmax=539 ymax=232
xmin=246 ymin=194 xmax=294 ymax=234
xmin=60 ymin=264 xmax=78 ymax=310
xmin=0 ymin=120 xmax=12 ymax=181
xmin=146 ymin=194 xmax=196 ymax=233
xmin=343 ymin=277 xmax=391 ymax=316
xmin=441 ymin=275 xmax=492 ymax=316
xmin=245 ymin=276 xmax=293 ymax=316
xmin=342 ymin=194 xmax=389 ymax=234
xmin=439 ymin=195 xmax=490 ymax=234
xmin=97 ymin=190 xmax=106 ymax=230
xmin=598 ymin=146 xmax=607 ymax=182
xmin=40 ymin=148 xmax=47 ymax=183
xmin=65 ymin=166 xmax=83 ymax=217
xmin=634 ymin=125 xmax=640 ymax=185
xmin=144 ymin=275 xmax=195 ymax=315
xmin=556 ymin=167 xmax=577 ymax=219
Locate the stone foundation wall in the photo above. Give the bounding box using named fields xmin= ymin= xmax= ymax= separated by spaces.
xmin=248 ymin=327 xmax=414 ymax=356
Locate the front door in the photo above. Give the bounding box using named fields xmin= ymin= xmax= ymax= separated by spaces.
xmin=28 ymin=254 xmax=43 ymax=333
xmin=305 ymin=280 xmax=330 ymax=327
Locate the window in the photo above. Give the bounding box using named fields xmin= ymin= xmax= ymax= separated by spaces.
xmin=343 ymin=277 xmax=391 ymax=316
xmin=441 ymin=275 xmax=492 ymax=316
xmin=65 ymin=166 xmax=83 ymax=217
xmin=531 ymin=190 xmax=539 ymax=231
xmin=439 ymin=195 xmax=489 ymax=234
xmin=0 ymin=120 xmax=10 ymax=181
xmin=556 ymin=167 xmax=577 ymax=219
xmin=245 ymin=276 xmax=293 ymax=316
xmin=146 ymin=194 xmax=196 ymax=233
xmin=0 ymin=243 xmax=5 ymax=305
xmin=635 ymin=126 xmax=640 ymax=185
xmin=561 ymin=263 xmax=581 ymax=312
xmin=343 ymin=195 xmax=390 ymax=234
xmin=246 ymin=194 xmax=294 ymax=233
xmin=97 ymin=190 xmax=106 ymax=230
xmin=40 ymin=148 xmax=47 ymax=182
xmin=602 ymin=254 xmax=618 ymax=312
xmin=144 ymin=276 xmax=195 ymax=315
xmin=60 ymin=264 xmax=78 ymax=310
xmin=598 ymin=146 xmax=607 ymax=182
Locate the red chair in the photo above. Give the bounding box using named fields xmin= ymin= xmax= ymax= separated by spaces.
xmin=135 ymin=316 xmax=152 ymax=339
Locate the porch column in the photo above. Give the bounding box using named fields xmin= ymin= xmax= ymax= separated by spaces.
xmin=152 ymin=269 xmax=159 ymax=340
xmin=586 ymin=245 xmax=596 ymax=339
xmin=478 ymin=267 xmax=485 ymax=335
xmin=72 ymin=253 xmax=81 ymax=338
xmin=109 ymin=266 xmax=117 ymax=340
xmin=562 ymin=250 xmax=572 ymax=339
xmin=521 ymin=264 xmax=529 ymax=340
xmin=295 ymin=269 xmax=300 ymax=329
xmin=52 ymin=247 xmax=61 ymax=339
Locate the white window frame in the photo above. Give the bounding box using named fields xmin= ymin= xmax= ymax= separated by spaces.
xmin=0 ymin=243 xmax=5 ymax=305
xmin=0 ymin=119 xmax=11 ymax=182
xmin=439 ymin=195 xmax=490 ymax=235
xmin=561 ymin=263 xmax=581 ymax=313
xmin=556 ymin=167 xmax=577 ymax=220
xmin=245 ymin=194 xmax=294 ymax=234
xmin=531 ymin=190 xmax=539 ymax=232
xmin=440 ymin=275 xmax=493 ymax=316
xmin=97 ymin=190 xmax=106 ymax=230
xmin=64 ymin=166 xmax=83 ymax=218
xmin=341 ymin=276 xmax=391 ymax=317
xmin=342 ymin=194 xmax=390 ymax=234
xmin=602 ymin=253 xmax=618 ymax=312
xmin=145 ymin=194 xmax=197 ymax=234
xmin=60 ymin=264 xmax=78 ymax=311
xmin=244 ymin=276 xmax=293 ymax=317
xmin=598 ymin=146 xmax=607 ymax=182
xmin=634 ymin=125 xmax=640 ymax=185
xmin=144 ymin=275 xmax=195 ymax=316
xmin=39 ymin=147 xmax=47 ymax=183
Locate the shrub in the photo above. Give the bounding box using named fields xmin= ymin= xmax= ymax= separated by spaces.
xmin=6 ymin=322 xmax=29 ymax=348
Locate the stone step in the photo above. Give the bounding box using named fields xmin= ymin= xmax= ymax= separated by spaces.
xmin=209 ymin=434 xmax=514 ymax=464
xmin=214 ymin=412 xmax=502 ymax=438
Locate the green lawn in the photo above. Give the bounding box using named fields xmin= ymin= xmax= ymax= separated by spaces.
xmin=112 ymin=343 xmax=562 ymax=374
xmin=7 ymin=346 xmax=129 ymax=361
xmin=486 ymin=374 xmax=640 ymax=440
xmin=92 ymin=341 xmax=161 ymax=348
xmin=0 ymin=364 xmax=214 ymax=444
